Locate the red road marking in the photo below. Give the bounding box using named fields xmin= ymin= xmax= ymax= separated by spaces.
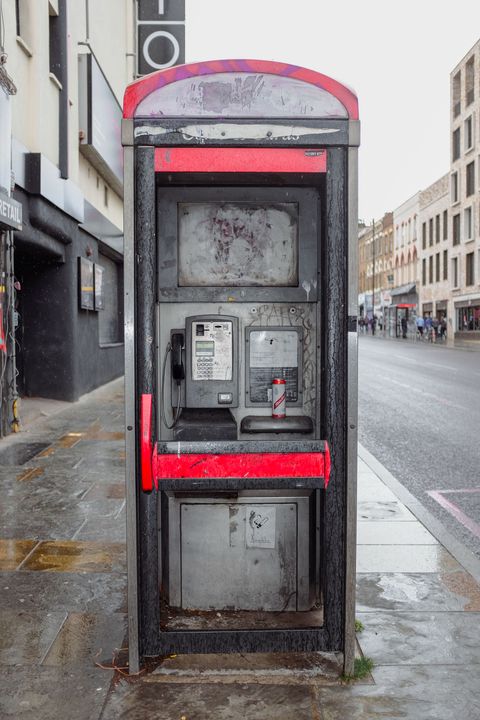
xmin=427 ymin=489 xmax=480 ymax=540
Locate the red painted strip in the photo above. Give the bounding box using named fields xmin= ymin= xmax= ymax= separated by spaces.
xmin=140 ymin=394 xmax=153 ymax=492
xmin=153 ymin=452 xmax=326 ymax=481
xmin=154 ymin=148 xmax=327 ymax=174
xmin=123 ymin=59 xmax=358 ymax=119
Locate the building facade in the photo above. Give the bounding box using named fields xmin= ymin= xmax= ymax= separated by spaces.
xmin=390 ymin=193 xmax=420 ymax=336
xmin=358 ymin=213 xmax=394 ymax=327
xmin=0 ymin=0 xmax=135 ymax=434
xmin=418 ymin=174 xmax=451 ymax=339
xmin=450 ymin=39 xmax=480 ymax=343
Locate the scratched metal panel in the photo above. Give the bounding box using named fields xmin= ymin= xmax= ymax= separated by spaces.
xmin=178 ymin=202 xmax=298 ymax=287
xmin=178 ymin=500 xmax=302 ymax=611
xmin=136 ymin=73 xmax=349 ymax=118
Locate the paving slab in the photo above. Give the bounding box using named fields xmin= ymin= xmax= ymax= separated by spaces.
xmin=0 ymin=610 xmax=67 ymax=665
xmin=356 ymin=544 xmax=461 ymax=573
xmin=356 ymin=571 xmax=480 ymax=612
xmin=101 ymin=680 xmax=315 ymax=720
xmin=357 ymin=499 xmax=416 ymax=521
xmin=357 ymin=520 xmax=438 ymax=544
xmin=317 ymin=665 xmax=480 ymax=720
xmin=0 ymin=665 xmax=113 ymax=720
xmin=0 ymin=571 xmax=127 ymax=613
xmin=356 ymin=610 xmax=480 ymax=665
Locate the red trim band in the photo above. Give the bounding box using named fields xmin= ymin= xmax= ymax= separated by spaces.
xmin=140 ymin=394 xmax=154 ymax=492
xmin=152 ymin=451 xmax=327 ymax=484
xmin=154 ymin=148 xmax=327 ymax=174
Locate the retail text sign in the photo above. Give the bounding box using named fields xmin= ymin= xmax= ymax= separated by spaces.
xmin=137 ymin=0 xmax=185 ymax=76
xmin=0 ymin=190 xmax=22 ymax=231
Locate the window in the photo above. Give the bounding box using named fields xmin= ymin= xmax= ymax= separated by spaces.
xmin=453 ymin=213 xmax=460 ymax=245
xmin=458 ymin=305 xmax=480 ymax=331
xmin=465 ymin=57 xmax=475 ymax=106
xmin=451 ymin=171 xmax=459 ymax=202
xmin=466 ymin=252 xmax=475 ymax=285
xmin=429 ymin=255 xmax=433 ymax=284
xmin=452 ymin=257 xmax=458 ymax=287
xmin=422 ymin=258 xmax=426 ymax=285
xmin=15 ymin=0 xmax=33 ymax=49
xmin=443 ymin=250 xmax=448 ymax=280
xmin=435 ymin=252 xmax=440 ymax=282
xmin=443 ymin=210 xmax=448 ymax=240
xmin=98 ymin=255 xmax=123 ymax=344
xmin=429 ymin=218 xmax=433 ymax=246
xmin=49 ymin=4 xmax=61 ymax=81
xmin=453 ymin=71 xmax=461 ymax=118
xmin=452 ymin=128 xmax=461 ymax=161
xmin=465 ymin=116 xmax=474 ymax=150
xmin=422 ymin=222 xmax=426 ymax=250
xmin=435 ymin=214 xmax=440 ymax=243
xmin=464 ymin=206 xmax=473 ymax=241
xmin=466 ymin=161 xmax=475 ymax=196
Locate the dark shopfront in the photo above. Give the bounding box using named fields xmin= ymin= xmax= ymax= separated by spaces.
xmin=388 ymin=283 xmax=417 ymax=338
xmin=13 ymin=187 xmax=124 ymax=405
xmin=455 ymin=301 xmax=480 ymax=344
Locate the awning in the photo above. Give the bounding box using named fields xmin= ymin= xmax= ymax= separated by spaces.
xmin=391 ymin=283 xmax=416 ymax=296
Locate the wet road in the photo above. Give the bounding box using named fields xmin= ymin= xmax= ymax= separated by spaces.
xmin=358 ymin=335 xmax=480 ymax=559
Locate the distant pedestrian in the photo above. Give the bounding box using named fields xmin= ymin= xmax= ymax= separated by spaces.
xmin=372 ymin=315 xmax=377 ymax=336
xmin=401 ymin=316 xmax=407 ymax=339
xmin=416 ymin=315 xmax=424 ymax=338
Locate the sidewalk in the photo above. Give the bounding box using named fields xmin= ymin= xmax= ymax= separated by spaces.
xmin=0 ymin=378 xmax=479 ymax=719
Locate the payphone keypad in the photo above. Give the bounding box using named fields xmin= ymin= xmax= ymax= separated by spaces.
xmin=192 ymin=321 xmax=233 ymax=382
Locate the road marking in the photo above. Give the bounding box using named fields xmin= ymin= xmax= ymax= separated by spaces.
xmin=375 ymin=375 xmax=469 ymax=412
xmin=427 ymin=489 xmax=480 ymax=540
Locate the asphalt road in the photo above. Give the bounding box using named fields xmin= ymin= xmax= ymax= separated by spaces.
xmin=358 ymin=334 xmax=480 ymax=559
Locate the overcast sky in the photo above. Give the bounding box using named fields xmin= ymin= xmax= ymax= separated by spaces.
xmin=185 ymin=1 xmax=480 ymax=221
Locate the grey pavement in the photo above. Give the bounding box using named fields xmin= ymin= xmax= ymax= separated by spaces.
xmin=0 ymin=377 xmax=479 ymax=718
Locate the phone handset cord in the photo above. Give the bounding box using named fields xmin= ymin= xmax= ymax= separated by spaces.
xmin=161 ymin=342 xmax=182 ymax=429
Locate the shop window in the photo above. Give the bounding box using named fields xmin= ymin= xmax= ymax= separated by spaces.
xmin=458 ymin=305 xmax=480 ymax=331
xmin=98 ymin=255 xmax=123 ymax=345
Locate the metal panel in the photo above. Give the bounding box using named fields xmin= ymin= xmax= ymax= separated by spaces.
xmin=135 ymin=147 xmax=160 ymax=657
xmin=134 ymin=118 xmax=349 ymax=146
xmin=245 ymin=326 xmax=303 ymax=408
xmin=343 ymin=146 xmax=360 ymax=676
xmin=321 ymin=147 xmax=348 ymax=652
xmin=123 ymin=146 xmax=140 ymax=674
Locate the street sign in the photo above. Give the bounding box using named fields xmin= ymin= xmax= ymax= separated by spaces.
xmin=137 ymin=0 xmax=185 ymax=76
xmin=0 ymin=190 xmax=22 ymax=231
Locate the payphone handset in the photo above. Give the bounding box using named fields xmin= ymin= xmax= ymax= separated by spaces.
xmin=185 ymin=315 xmax=239 ymax=409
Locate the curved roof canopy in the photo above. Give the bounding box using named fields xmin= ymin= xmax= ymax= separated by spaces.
xmin=123 ymin=59 xmax=358 ymax=120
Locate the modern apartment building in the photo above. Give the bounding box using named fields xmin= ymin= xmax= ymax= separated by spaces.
xmin=0 ymin=0 xmax=135 ymax=434
xmin=450 ymin=39 xmax=480 ymax=342
xmin=418 ymin=174 xmax=451 ymax=337
xmin=390 ymin=193 xmax=420 ymax=335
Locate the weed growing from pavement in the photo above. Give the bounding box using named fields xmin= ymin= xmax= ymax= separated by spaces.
xmin=355 ymin=619 xmax=364 ymax=633
xmin=342 ymin=656 xmax=374 ymax=682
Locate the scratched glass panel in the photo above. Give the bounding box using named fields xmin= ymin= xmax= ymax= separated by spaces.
xmin=178 ymin=202 xmax=299 ymax=287
xmin=136 ymin=73 xmax=348 ymax=118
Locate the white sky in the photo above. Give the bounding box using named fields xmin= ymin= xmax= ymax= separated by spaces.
xmin=185 ymin=0 xmax=480 ymax=221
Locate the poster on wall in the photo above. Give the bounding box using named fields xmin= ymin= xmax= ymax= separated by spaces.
xmin=78 ymin=257 xmax=94 ymax=310
xmin=94 ymin=264 xmax=105 ymax=310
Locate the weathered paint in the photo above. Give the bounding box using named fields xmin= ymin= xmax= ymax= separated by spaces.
xmin=123 ymin=59 xmax=359 ymax=119
xmin=154 ymin=147 xmax=327 ymax=173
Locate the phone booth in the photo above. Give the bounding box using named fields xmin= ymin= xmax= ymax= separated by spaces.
xmin=122 ymin=60 xmax=360 ymax=675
